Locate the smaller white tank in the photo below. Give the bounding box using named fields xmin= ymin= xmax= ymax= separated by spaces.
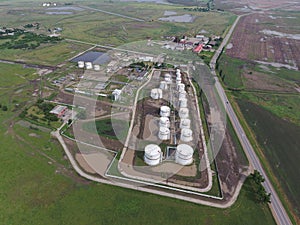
xmin=144 ymin=144 xmax=162 ymax=166
xmin=164 ymin=73 xmax=172 ymax=84
xmin=94 ymin=64 xmax=100 ymax=71
xmin=78 ymin=61 xmax=84 ymax=68
xmin=160 ymin=106 xmax=170 ymax=117
xmin=159 ymin=81 xmax=168 ymax=90
xmin=178 ymin=90 xmax=186 ymax=100
xmin=180 ymin=128 xmax=193 ymax=142
xmin=179 ymin=107 xmax=189 ymax=119
xmin=150 ymin=88 xmax=163 ymax=99
xmin=85 ymin=62 xmax=93 ymax=70
xmin=180 ymin=119 xmax=191 ymax=129
xmin=158 ymin=127 xmax=170 ymax=140
xmin=176 ymin=77 xmax=182 ymax=84
xmin=179 ymin=98 xmax=188 ymax=108
xmin=159 ymin=117 xmax=170 ymax=128
xmin=175 ymin=144 xmax=194 ymax=165
xmin=177 ymin=83 xmax=185 ymax=92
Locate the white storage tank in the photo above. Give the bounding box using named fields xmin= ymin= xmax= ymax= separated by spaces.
xmin=159 ymin=117 xmax=170 ymax=128
xmin=177 ymin=83 xmax=185 ymax=92
xmin=164 ymin=73 xmax=172 ymax=84
xmin=180 ymin=119 xmax=191 ymax=129
xmin=179 ymin=98 xmax=188 ymax=108
xmin=180 ymin=128 xmax=193 ymax=142
xmin=179 ymin=107 xmax=189 ymax=119
xmin=159 ymin=81 xmax=168 ymax=90
xmin=158 ymin=127 xmax=170 ymax=140
xmin=160 ymin=106 xmax=170 ymax=117
xmin=175 ymin=144 xmax=194 ymax=165
xmin=78 ymin=61 xmax=84 ymax=68
xmin=178 ymin=90 xmax=186 ymax=99
xmin=150 ymin=88 xmax=163 ymax=99
xmin=94 ymin=64 xmax=100 ymax=71
xmin=144 ymin=144 xmax=162 ymax=166
xmin=85 ymin=62 xmax=93 ymax=70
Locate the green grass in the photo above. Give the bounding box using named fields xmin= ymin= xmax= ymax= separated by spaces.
xmin=82 ymin=118 xmax=129 ymax=140
xmin=0 ymin=41 xmax=90 ymax=66
xmin=236 ymin=98 xmax=300 ymax=219
xmin=236 ymin=92 xmax=300 ymax=126
xmin=0 ymin=62 xmax=36 ymax=88
xmin=217 ymin=54 xmax=245 ymax=89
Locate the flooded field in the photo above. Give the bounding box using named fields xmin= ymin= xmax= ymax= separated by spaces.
xmin=46 ymin=6 xmax=84 ymax=11
xmin=120 ymin=0 xmax=169 ymax=4
xmin=46 ymin=11 xmax=73 ymax=15
xmin=159 ymin=14 xmax=195 ymax=23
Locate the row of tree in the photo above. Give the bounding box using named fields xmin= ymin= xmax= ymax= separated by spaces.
xmin=249 ymin=170 xmax=271 ymax=204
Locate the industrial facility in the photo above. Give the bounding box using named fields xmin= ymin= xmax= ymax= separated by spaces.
xmin=143 ymin=68 xmax=196 ymax=166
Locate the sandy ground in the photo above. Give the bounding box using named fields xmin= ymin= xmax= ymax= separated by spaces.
xmin=75 ymin=152 xmax=113 ymax=176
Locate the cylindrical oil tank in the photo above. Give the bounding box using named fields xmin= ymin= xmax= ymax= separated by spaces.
xmin=180 ymin=128 xmax=193 ymax=142
xmin=175 ymin=144 xmax=194 ymax=165
xmin=159 ymin=117 xmax=170 ymax=128
xmin=160 ymin=106 xmax=170 ymax=117
xmin=158 ymin=127 xmax=170 ymax=140
xmin=180 ymin=119 xmax=191 ymax=129
xmin=144 ymin=144 xmax=162 ymax=166
xmin=150 ymin=88 xmax=163 ymax=99
xmin=179 ymin=107 xmax=189 ymax=119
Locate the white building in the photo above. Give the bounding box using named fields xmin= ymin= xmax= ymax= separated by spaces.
xmin=144 ymin=144 xmax=162 ymax=166
xmin=175 ymin=144 xmax=194 ymax=165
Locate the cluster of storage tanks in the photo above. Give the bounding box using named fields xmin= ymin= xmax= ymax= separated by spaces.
xmin=176 ymin=69 xmax=193 ymax=144
xmin=78 ymin=61 xmax=100 ymax=71
xmin=144 ymin=69 xmax=194 ymax=166
xmin=150 ymin=72 xmax=172 ymax=100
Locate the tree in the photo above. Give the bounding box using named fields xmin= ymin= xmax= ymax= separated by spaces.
xmin=68 ymin=119 xmax=72 ymax=125
xmin=2 ymin=105 xmax=8 ymax=111
xmin=249 ymin=170 xmax=271 ymax=204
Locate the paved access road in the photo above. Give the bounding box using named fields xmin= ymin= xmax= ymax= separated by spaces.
xmin=210 ymin=16 xmax=293 ymax=225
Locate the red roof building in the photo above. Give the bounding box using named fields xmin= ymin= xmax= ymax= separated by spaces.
xmin=193 ymin=44 xmax=203 ymax=53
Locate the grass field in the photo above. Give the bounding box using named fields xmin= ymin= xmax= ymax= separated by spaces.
xmin=82 ymin=118 xmax=129 ymax=140
xmin=236 ymin=98 xmax=300 ymax=219
xmin=217 ymin=54 xmax=245 ymax=89
xmin=236 ymin=92 xmax=300 ymax=126
xmin=0 ymin=62 xmax=36 ymax=88
xmin=217 ymin=54 xmax=300 ymax=91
